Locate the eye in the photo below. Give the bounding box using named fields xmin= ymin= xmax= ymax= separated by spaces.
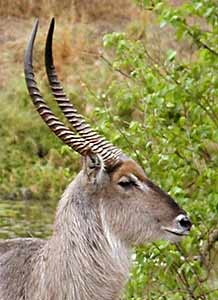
xmin=118 ymin=177 xmax=138 ymax=190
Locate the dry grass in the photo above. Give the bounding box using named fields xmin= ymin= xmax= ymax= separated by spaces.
xmin=0 ymin=0 xmax=193 ymax=93
xmin=73 ymin=0 xmax=136 ymax=22
xmin=0 ymin=0 xmax=136 ymax=21
xmin=0 ymin=0 xmax=139 ymax=89
xmin=0 ymin=0 xmax=73 ymax=18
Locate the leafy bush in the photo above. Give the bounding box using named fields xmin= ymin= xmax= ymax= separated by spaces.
xmin=83 ymin=1 xmax=218 ymax=299
xmin=0 ymin=78 xmax=79 ymax=202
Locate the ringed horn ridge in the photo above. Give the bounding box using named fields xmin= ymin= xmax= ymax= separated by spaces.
xmin=45 ymin=18 xmax=122 ymax=158
xmin=24 ymin=19 xmax=122 ymax=167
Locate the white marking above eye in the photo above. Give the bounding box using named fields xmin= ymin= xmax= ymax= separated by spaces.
xmin=122 ymin=174 xmax=150 ymax=193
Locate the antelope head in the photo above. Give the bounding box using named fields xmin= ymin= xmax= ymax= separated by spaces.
xmin=24 ymin=19 xmax=192 ymax=248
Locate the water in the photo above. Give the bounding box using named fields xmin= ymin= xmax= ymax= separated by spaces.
xmin=0 ymin=199 xmax=55 ymax=239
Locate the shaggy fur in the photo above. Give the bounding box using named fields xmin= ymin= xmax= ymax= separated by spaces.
xmin=0 ymin=157 xmax=190 ymax=300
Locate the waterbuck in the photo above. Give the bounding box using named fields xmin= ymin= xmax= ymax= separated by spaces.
xmin=0 ymin=19 xmax=192 ymax=300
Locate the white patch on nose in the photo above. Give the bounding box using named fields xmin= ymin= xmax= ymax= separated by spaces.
xmin=175 ymin=214 xmax=191 ymax=230
xmin=175 ymin=214 xmax=187 ymax=222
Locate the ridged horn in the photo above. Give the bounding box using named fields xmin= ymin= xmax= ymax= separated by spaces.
xmin=24 ymin=19 xmax=92 ymax=156
xmin=24 ymin=19 xmax=121 ymax=166
xmin=45 ymin=18 xmax=122 ymax=159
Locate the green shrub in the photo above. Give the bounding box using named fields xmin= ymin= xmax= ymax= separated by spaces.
xmin=84 ymin=1 xmax=218 ymax=299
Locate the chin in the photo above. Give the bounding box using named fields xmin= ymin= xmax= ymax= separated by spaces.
xmin=162 ymin=231 xmax=187 ymax=243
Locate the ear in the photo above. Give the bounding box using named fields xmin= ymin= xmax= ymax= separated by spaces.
xmin=83 ymin=153 xmax=105 ymax=183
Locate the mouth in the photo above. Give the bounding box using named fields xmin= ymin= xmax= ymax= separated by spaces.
xmin=162 ymin=227 xmax=190 ymax=237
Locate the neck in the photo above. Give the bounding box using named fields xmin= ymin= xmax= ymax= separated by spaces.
xmin=29 ymin=178 xmax=131 ymax=300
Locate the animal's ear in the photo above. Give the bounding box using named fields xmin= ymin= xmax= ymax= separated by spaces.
xmin=83 ymin=153 xmax=105 ymax=182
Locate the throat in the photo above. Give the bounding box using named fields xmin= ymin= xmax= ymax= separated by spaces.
xmin=49 ymin=221 xmax=131 ymax=300
xmin=47 ymin=181 xmax=132 ymax=300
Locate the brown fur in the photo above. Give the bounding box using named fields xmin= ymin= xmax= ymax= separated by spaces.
xmin=0 ymin=156 xmax=191 ymax=300
xmin=112 ymin=159 xmax=147 ymax=183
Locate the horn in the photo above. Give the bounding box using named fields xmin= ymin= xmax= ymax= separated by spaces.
xmin=45 ymin=18 xmax=122 ymax=159
xmin=24 ymin=19 xmax=91 ymax=156
xmin=24 ymin=20 xmax=120 ymax=166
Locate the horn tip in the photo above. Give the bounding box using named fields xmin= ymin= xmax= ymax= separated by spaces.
xmin=34 ymin=18 xmax=39 ymax=30
xmin=24 ymin=19 xmax=39 ymax=73
xmin=50 ymin=17 xmax=55 ymax=28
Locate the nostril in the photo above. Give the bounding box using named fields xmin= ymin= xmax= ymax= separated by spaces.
xmin=176 ymin=215 xmax=192 ymax=231
xmin=179 ymin=217 xmax=192 ymax=230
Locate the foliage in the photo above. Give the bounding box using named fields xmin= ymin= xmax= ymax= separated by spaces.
xmin=0 ymin=78 xmax=79 ymax=202
xmin=90 ymin=1 xmax=218 ymax=299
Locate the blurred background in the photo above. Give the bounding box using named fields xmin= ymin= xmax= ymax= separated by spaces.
xmin=0 ymin=1 xmax=218 ymax=299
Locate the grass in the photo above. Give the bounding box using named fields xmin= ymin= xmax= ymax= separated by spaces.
xmin=0 ymin=0 xmax=135 ymax=20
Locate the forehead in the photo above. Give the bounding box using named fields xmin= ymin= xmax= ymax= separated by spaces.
xmin=111 ymin=160 xmax=146 ymax=182
xmin=111 ymin=159 xmax=183 ymax=213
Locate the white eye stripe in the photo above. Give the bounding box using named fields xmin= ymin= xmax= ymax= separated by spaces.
xmin=118 ymin=173 xmax=151 ymax=192
xmin=118 ymin=176 xmax=131 ymax=183
xmin=128 ymin=174 xmax=139 ymax=183
xmin=128 ymin=174 xmax=143 ymax=190
xmin=127 ymin=174 xmax=150 ymax=192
